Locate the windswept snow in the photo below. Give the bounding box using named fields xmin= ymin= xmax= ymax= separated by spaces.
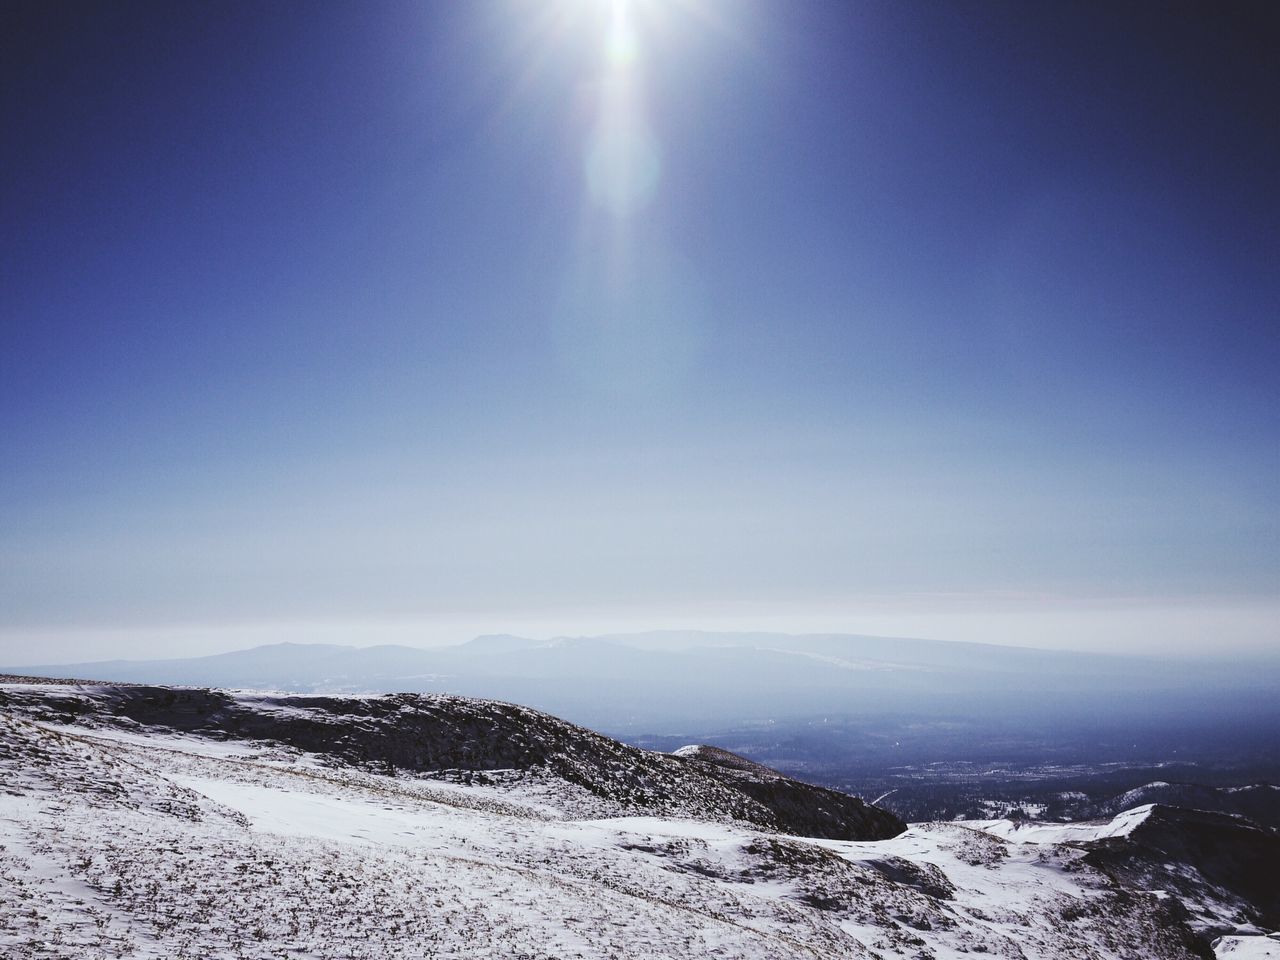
xmin=1215 ymin=934 xmax=1280 ymax=958
xmin=964 ymin=803 xmax=1156 ymax=844
xmin=0 ymin=689 xmax=1263 ymax=960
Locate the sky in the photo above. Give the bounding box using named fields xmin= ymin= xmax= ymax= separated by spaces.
xmin=2 ymin=0 xmax=1277 ymax=664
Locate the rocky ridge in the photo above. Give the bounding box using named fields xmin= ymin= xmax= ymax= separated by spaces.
xmin=0 ymin=677 xmax=904 ymax=841
xmin=1 ymin=676 xmax=1275 ymax=960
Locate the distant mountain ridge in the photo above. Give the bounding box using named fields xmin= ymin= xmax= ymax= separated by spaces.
xmin=8 ymin=631 xmax=1277 ymax=735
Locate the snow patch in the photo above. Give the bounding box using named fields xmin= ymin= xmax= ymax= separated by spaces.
xmin=963 ymin=804 xmax=1156 ymax=844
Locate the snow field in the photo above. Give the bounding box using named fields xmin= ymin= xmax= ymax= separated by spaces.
xmin=0 ymin=710 xmax=1241 ymax=960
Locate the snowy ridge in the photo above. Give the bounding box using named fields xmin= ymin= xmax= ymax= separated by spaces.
xmin=0 ymin=681 xmax=904 ymax=841
xmin=1091 ymin=780 xmax=1280 ymax=830
xmin=963 ymin=803 xmax=1157 ymax=844
xmin=1 ymin=679 xmax=1275 ymax=959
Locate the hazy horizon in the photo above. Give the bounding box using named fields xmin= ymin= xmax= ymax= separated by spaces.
xmin=3 ymin=2 xmax=1276 ymax=668
xmin=4 ymin=601 xmax=1280 ymax=668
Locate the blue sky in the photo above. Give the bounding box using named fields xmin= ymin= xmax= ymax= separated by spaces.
xmin=2 ymin=0 xmax=1277 ymax=661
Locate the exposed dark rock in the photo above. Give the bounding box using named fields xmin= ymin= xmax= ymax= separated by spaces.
xmin=1083 ymin=804 xmax=1280 ymax=932
xmin=1098 ymin=782 xmax=1280 ymax=831
xmin=673 ymin=743 xmax=905 ymax=840
xmin=0 ymin=681 xmax=905 ymax=841
xmin=864 ymin=856 xmax=957 ymax=900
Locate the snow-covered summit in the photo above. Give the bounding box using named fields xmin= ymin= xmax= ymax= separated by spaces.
xmin=1 ymin=677 xmax=1275 ymax=960
xmin=0 ymin=678 xmax=903 ymax=841
xmin=965 ymin=802 xmax=1156 ymax=843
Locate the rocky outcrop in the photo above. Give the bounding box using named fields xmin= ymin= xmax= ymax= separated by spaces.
xmin=0 ymin=680 xmax=904 ymax=841
xmin=1084 ymin=804 xmax=1280 ymax=934
xmin=674 ymin=743 xmax=904 ymax=840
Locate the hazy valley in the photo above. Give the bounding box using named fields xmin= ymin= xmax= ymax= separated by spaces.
xmin=14 ymin=631 xmax=1278 ymax=826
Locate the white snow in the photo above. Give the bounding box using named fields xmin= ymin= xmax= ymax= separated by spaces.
xmin=963 ymin=803 xmax=1156 ymax=844
xmin=1216 ymin=934 xmax=1280 ymax=958
xmin=0 ymin=694 xmax=1269 ymax=960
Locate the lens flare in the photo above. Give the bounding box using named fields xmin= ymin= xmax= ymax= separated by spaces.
xmin=586 ymin=118 xmax=661 ymax=217
xmin=550 ymin=0 xmax=729 ymax=395
xmin=605 ymin=3 xmax=639 ymax=67
xmin=583 ymin=0 xmax=660 ymax=218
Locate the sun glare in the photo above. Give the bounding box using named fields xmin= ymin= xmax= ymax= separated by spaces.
xmin=605 ymin=5 xmax=639 ymax=68
xmin=585 ymin=0 xmax=657 ymax=218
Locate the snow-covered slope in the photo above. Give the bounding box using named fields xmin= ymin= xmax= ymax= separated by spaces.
xmin=965 ymin=803 xmax=1157 ymax=843
xmin=1099 ymin=781 xmax=1280 ymax=830
xmin=0 ymin=679 xmax=904 ymax=841
xmin=1 ymin=678 xmax=1273 ymax=960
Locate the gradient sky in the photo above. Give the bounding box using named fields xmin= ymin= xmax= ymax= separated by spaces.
xmin=2 ymin=0 xmax=1277 ymax=663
